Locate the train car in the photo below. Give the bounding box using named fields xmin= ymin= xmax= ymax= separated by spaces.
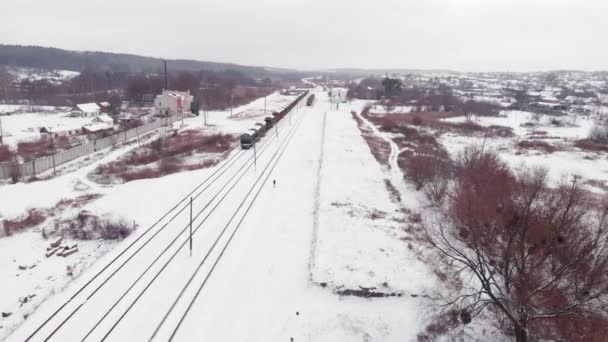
xmin=255 ymin=122 xmax=267 ymax=135
xmin=306 ymin=94 xmax=315 ymax=106
xmin=272 ymin=111 xmax=283 ymax=121
xmin=240 ymin=128 xmax=258 ymax=149
xmin=264 ymin=116 xmax=274 ymax=128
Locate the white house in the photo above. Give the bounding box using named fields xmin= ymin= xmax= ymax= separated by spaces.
xmin=39 ymin=127 xmax=81 ymax=138
xmin=70 ymin=103 xmax=101 ymax=117
xmin=154 ymin=90 xmax=194 ymax=116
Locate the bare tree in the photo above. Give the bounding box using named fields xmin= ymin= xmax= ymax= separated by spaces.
xmin=423 ymin=146 xmax=608 ymax=342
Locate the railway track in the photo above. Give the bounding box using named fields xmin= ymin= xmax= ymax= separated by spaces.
xmin=12 ymin=95 xmax=308 ymax=342
xmin=153 ymin=103 xmax=307 ymax=341
xmin=90 ymin=111 xmax=307 ymax=341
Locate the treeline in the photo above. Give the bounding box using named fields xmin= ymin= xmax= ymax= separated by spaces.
xmin=349 ymin=76 xmax=500 ymax=116
xmin=0 ymin=65 xmax=275 ymax=111
xmin=0 ymin=44 xmax=274 ymax=77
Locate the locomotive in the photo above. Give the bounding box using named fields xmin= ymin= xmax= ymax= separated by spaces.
xmin=306 ymin=94 xmax=315 ymax=106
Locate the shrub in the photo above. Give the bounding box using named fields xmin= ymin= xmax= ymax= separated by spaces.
xmin=99 ymin=218 xmax=134 ymax=240
xmin=159 ymin=158 xmax=183 ymax=174
xmin=196 ymin=134 xmax=235 ymax=153
xmin=3 ymin=208 xmax=47 ymax=235
xmin=424 ymin=146 xmax=608 ymax=341
xmin=120 ymin=167 xmax=159 ymax=182
xmin=0 ymin=145 xmax=14 ymax=163
xmin=411 ymin=115 xmax=423 ymax=126
xmin=517 ymin=140 xmax=557 ymax=153
xmin=95 ymin=130 xmax=236 ymax=182
xmin=575 ymin=139 xmax=608 ymax=152
xmin=424 ymin=159 xmax=454 ymax=204
xmin=17 ymin=139 xmax=54 ymax=160
xmin=588 ymin=125 xmax=608 ymax=144
xmin=404 ymin=152 xmax=452 ymax=191
xmin=57 ymin=211 xmax=135 ymax=240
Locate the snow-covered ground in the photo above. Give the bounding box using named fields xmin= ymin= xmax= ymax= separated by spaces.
xmin=0 ymin=92 xmax=303 ymax=340
xmin=2 ymin=90 xmax=446 ymax=342
xmin=440 ymin=111 xmax=608 ymax=192
xmin=312 ymin=100 xmax=435 ymax=295
xmin=0 ymin=112 xmax=91 ymax=148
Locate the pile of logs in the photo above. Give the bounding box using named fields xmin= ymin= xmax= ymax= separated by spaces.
xmin=45 ymin=237 xmax=78 ymax=258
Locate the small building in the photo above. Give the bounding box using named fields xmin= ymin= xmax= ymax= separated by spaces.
xmin=528 ymin=102 xmax=568 ymax=115
xmin=70 ymin=103 xmax=101 ymax=117
xmin=82 ymin=123 xmax=114 ymax=136
xmin=93 ymin=113 xmax=114 ymax=125
xmin=154 ymin=90 xmax=193 ymax=116
xmin=98 ymin=102 xmax=112 ymax=113
xmin=39 ymin=127 xmax=81 ymax=138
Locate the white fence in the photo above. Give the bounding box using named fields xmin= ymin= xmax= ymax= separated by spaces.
xmin=0 ymin=117 xmax=174 ymax=180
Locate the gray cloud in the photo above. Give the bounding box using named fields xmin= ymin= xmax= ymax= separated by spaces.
xmin=1 ymin=0 xmax=606 ymax=71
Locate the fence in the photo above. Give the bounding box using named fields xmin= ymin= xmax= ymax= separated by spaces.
xmin=0 ymin=116 xmax=175 ymax=180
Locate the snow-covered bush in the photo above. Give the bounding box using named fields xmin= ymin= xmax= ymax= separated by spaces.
xmin=588 ymin=124 xmax=608 ymax=144
xmin=54 ymin=211 xmax=135 ymax=241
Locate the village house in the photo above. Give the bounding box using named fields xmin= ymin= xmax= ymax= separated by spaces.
xmin=81 ymin=122 xmax=114 ymax=137
xmin=70 ymin=103 xmax=101 ymax=117
xmin=154 ymin=90 xmax=193 ymax=116
xmin=39 ymin=127 xmax=82 ymax=138
xmin=92 ymin=113 xmax=114 ymax=125
xmin=98 ymin=102 xmax=112 ymax=113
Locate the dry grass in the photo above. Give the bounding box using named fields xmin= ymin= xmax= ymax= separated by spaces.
xmin=3 ymin=209 xmax=47 ymax=236
xmin=53 ymin=211 xmax=135 ymax=241
xmin=517 ymin=140 xmax=557 ymax=153
xmin=575 ymin=139 xmax=608 ymax=153
xmin=16 ymin=136 xmax=80 ymax=161
xmin=2 ymin=194 xmax=102 ymax=237
xmin=351 ymin=111 xmax=391 ymax=166
xmin=95 ymin=130 xmax=233 ymax=183
xmin=384 ymin=179 xmax=401 ymax=204
xmin=0 ymin=145 xmax=15 ymax=163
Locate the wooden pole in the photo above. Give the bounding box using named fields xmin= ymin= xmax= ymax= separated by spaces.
xmin=253 ymin=142 xmax=257 ymax=171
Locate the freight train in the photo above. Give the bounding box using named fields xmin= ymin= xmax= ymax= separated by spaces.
xmin=240 ymin=91 xmax=309 ymax=149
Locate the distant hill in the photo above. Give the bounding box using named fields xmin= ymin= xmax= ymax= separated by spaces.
xmin=0 ymin=44 xmax=291 ymax=78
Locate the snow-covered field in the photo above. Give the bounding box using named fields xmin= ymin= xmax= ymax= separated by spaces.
xmin=440 ymin=111 xmax=608 ymax=192
xmin=312 ymin=103 xmax=436 ymax=295
xmin=6 ymin=67 xmax=79 ymax=85
xmin=0 ymin=112 xmax=91 ymax=148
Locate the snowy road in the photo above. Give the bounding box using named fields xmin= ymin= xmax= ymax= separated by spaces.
xmin=7 ymin=91 xmax=430 ymax=342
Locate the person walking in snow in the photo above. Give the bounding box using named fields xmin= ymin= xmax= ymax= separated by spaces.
xmin=273 ymin=179 xmax=276 ymax=188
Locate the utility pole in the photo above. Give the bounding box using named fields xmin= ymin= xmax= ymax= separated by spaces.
xmin=51 ymin=133 xmax=56 ymax=174
xmin=230 ymin=92 xmax=233 ymax=118
xmin=189 ymin=197 xmax=193 ymax=257
xmin=164 ymin=60 xmax=168 ymax=90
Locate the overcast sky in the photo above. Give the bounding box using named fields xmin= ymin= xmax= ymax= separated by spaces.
xmin=1 ymin=0 xmax=606 ymax=72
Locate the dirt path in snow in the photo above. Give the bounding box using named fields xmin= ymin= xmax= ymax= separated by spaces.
xmin=353 ymin=111 xmax=420 ymax=209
